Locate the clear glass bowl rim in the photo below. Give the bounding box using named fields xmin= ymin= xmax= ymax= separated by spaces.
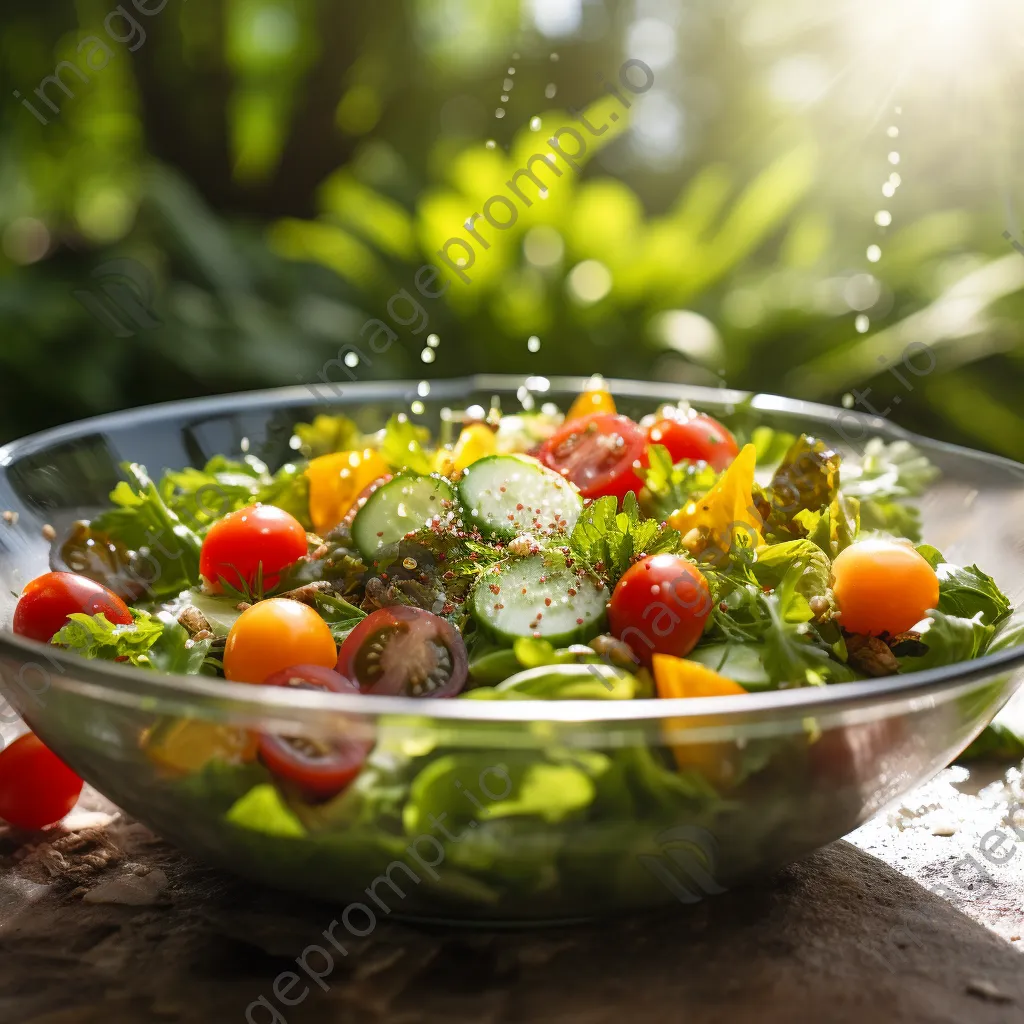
xmin=2 ymin=374 xmax=1023 ymax=725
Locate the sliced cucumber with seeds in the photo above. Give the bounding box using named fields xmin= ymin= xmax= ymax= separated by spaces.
xmin=472 ymin=552 xmax=607 ymax=647
xmin=351 ymin=473 xmax=456 ymax=559
xmin=458 ymin=455 xmax=582 ymax=540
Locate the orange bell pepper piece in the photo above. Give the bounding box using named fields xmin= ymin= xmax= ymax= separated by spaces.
xmin=306 ymin=448 xmax=390 ymax=535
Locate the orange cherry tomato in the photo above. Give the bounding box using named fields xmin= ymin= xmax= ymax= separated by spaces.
xmin=831 ymin=539 xmax=939 ymax=636
xmin=200 ymin=505 xmax=308 ymax=594
xmin=306 ymin=449 xmax=390 ymax=536
xmin=223 ymin=599 xmax=338 ymax=683
xmin=13 ymin=572 xmax=133 ymax=643
xmin=565 ymin=386 xmax=616 ymax=424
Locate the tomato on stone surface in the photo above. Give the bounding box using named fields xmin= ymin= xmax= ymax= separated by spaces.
xmin=13 ymin=571 xmax=133 ymax=643
xmin=0 ymin=733 xmax=83 ymax=830
xmin=608 ymin=554 xmax=712 ymax=666
xmin=831 ymin=539 xmax=939 ymax=636
xmin=199 ymin=504 xmax=308 ymax=594
xmin=259 ymin=665 xmax=371 ymax=799
xmin=538 ymin=413 xmax=646 ymax=501
xmin=646 ymin=411 xmax=739 ymax=471
xmin=337 ymin=606 xmax=468 ymax=697
xmin=223 ymin=599 xmax=338 ymax=683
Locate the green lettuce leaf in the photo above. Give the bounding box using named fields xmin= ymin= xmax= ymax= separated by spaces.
xmin=638 ymin=443 xmax=720 ymax=520
xmin=378 ymin=414 xmax=434 ymax=474
xmin=226 ymin=784 xmax=307 ymax=837
xmin=751 ymin=539 xmax=831 ymax=601
xmin=958 ymin=723 xmax=1024 ymax=763
xmin=916 ymin=546 xmax=1011 ymax=626
xmin=292 ymin=414 xmax=364 ymax=459
xmin=895 ymin=611 xmax=994 ymax=672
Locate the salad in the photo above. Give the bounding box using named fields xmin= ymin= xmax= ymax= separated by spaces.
xmin=6 ymin=383 xmax=1020 ymax=905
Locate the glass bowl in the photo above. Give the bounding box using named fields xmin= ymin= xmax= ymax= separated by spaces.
xmin=1 ymin=376 xmax=1023 ymax=923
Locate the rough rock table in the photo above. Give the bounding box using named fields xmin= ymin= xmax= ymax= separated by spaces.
xmin=2 ymin=760 xmax=1024 ymax=1024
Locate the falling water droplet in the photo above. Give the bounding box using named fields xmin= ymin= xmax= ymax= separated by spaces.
xmin=529 ymin=116 xmax=542 ymax=131
xmin=512 ymin=52 xmax=521 ymax=60
xmin=410 ymin=400 xmax=425 ymax=415
xmin=549 ymin=52 xmax=559 ymax=61
xmin=344 ymin=351 xmax=359 ymax=368
xmin=417 ymin=380 xmax=431 ymax=397
xmin=501 ymin=94 xmax=509 ymax=103
xmin=545 ymin=83 xmax=557 ymax=99
xmin=889 ymin=172 xmax=902 ymax=186
xmin=527 ymin=335 xmax=541 ymax=353
xmin=882 ymin=182 xmax=896 ymax=198
xmin=855 ymin=314 xmax=870 ymax=333
xmin=894 ymin=105 xmax=902 ymax=114
xmin=874 ymin=210 xmax=892 ymax=227
xmin=888 ymin=152 xmax=900 ymax=165
xmin=842 ymin=393 xmax=855 ymax=409
xmin=427 ymin=333 xmax=440 ymax=348
xmin=485 ymin=139 xmax=496 ymax=149
xmin=421 ymin=348 xmax=436 ymax=363
xmin=538 ymin=188 xmax=549 ymax=200
xmin=866 ymin=245 xmax=882 ymax=263
xmin=504 ymin=77 xmax=514 ymax=91
xmin=508 ymin=67 xmax=516 ymax=75
xmin=495 ymin=108 xmax=506 ymax=119
xmin=887 ymin=126 xmax=899 ymax=138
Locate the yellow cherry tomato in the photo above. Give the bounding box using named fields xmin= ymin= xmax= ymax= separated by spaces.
xmin=142 ymin=720 xmax=258 ymax=774
xmin=306 ymin=448 xmax=389 ymax=535
xmin=224 ymin=598 xmax=338 ymax=683
xmin=831 ymin=538 xmax=939 ymax=636
xmin=668 ymin=443 xmax=763 ymax=563
xmin=654 ymin=654 xmax=747 ymax=788
xmin=566 ymin=386 xmax=616 ymax=423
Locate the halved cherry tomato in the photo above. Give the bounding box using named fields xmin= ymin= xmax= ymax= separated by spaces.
xmin=13 ymin=571 xmax=133 ymax=643
xmin=565 ymin=386 xmax=616 ymax=424
xmin=538 ymin=413 xmax=647 ymax=501
xmin=647 ymin=410 xmax=738 ymax=471
xmin=200 ymin=504 xmax=308 ymax=594
xmin=608 ymin=554 xmax=712 ymax=666
xmin=0 ymin=733 xmax=83 ymax=829
xmin=224 ymin=599 xmax=338 ymax=683
xmin=337 ymin=606 xmax=468 ymax=697
xmin=831 ymin=538 xmax=939 ymax=636
xmin=259 ymin=665 xmax=371 ymax=799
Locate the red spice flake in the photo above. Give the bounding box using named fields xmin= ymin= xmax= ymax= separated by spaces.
xmin=532 ymin=631 xmax=542 ymax=638
xmin=544 ymin=597 xmax=552 ymax=606
xmin=567 ymin=588 xmax=577 ymax=597
xmin=489 ymin=584 xmax=501 ymax=595
xmin=380 ymin=573 xmax=389 ymax=581
xmin=376 ymin=531 xmax=384 ymax=538
xmin=521 ymin=587 xmax=528 ymax=594
xmin=469 ymin=552 xmax=478 ymax=560
xmin=507 ymin=513 xmax=516 ymax=521
xmin=719 ymin=602 xmax=728 ymax=612
xmin=442 ymin=603 xmax=455 ymax=615
xmin=576 ymin=618 xmax=584 ymax=625
xmin=535 ymin=612 xmax=543 ymax=619
xmin=516 ymin=503 xmax=525 ymax=511
xmin=493 ymin=603 xmax=505 ymax=610
xmin=443 ymin=570 xmax=456 ymax=581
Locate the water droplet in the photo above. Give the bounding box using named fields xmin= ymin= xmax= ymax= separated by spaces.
xmin=887 ymin=126 xmax=899 ymax=138
xmin=530 ymin=116 xmax=542 ymax=131
xmin=289 ymin=435 xmax=302 ymax=450
xmin=344 ymin=351 xmax=359 ymax=368
xmin=508 ymin=67 xmax=516 ymax=75
xmin=855 ymin=314 xmax=870 ymax=333
xmin=504 ymin=77 xmax=514 ymax=91
xmin=410 ymin=400 xmax=425 ymax=415
xmin=882 ymin=182 xmax=896 ymax=198
xmin=512 ymin=52 xmax=521 ymax=60
xmin=417 ymin=380 xmax=431 ymax=397
xmin=495 ymin=108 xmax=505 ymax=119
xmin=894 ymin=105 xmax=902 ymax=114
xmin=842 ymin=393 xmax=855 ymax=409
xmin=874 ymin=210 xmax=892 ymax=227
xmin=545 ymin=83 xmax=557 ymax=99
xmin=550 ymin=52 xmax=559 ymax=61
xmin=501 ymin=94 xmax=509 ymax=103
xmin=421 ymin=347 xmax=436 ymax=363
xmin=889 ymin=172 xmax=902 ymax=186
xmin=866 ymin=245 xmax=882 ymax=263
xmin=527 ymin=335 xmax=541 ymax=353
xmin=427 ymin=333 xmax=440 ymax=348
xmin=888 ymin=151 xmax=900 ymax=165
xmin=485 ymin=139 xmax=497 ymax=150
xmin=538 ymin=188 xmax=549 ymax=200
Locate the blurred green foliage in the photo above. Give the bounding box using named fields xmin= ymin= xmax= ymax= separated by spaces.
xmin=2 ymin=0 xmax=1024 ymax=458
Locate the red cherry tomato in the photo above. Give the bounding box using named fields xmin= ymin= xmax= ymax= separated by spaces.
xmin=337 ymin=606 xmax=468 ymax=698
xmin=608 ymin=554 xmax=712 ymax=667
xmin=0 ymin=733 xmax=84 ymax=829
xmin=259 ymin=665 xmax=371 ymax=799
xmin=538 ymin=413 xmax=647 ymax=501
xmin=200 ymin=504 xmax=308 ymax=593
xmin=13 ymin=571 xmax=133 ymax=643
xmin=646 ymin=411 xmax=739 ymax=471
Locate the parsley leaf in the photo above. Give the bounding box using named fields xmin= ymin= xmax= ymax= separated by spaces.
xmin=569 ymin=492 xmax=682 ymax=585
xmin=751 ymin=539 xmax=831 ymax=602
xmin=293 ymin=414 xmax=364 ymax=459
xmin=638 ymin=444 xmax=720 ymax=520
xmin=916 ymin=545 xmax=1011 ymax=626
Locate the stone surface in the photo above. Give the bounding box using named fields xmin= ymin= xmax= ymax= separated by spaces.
xmin=2 ymin=764 xmax=1024 ymax=1024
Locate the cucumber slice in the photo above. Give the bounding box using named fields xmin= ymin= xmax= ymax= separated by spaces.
xmin=472 ymin=553 xmax=607 ymax=646
xmin=458 ymin=455 xmax=582 ymax=540
xmin=351 ymin=472 xmax=456 ymax=558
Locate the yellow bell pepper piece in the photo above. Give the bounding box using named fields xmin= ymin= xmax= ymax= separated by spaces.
xmin=306 ymin=448 xmax=390 ymax=535
xmin=654 ymin=654 xmax=746 ymax=787
xmin=667 ymin=443 xmax=763 ymax=563
xmin=433 ymin=423 xmax=498 ymax=476
xmin=566 ymin=385 xmax=616 ymax=423
xmin=142 ymin=720 xmax=258 ymax=775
